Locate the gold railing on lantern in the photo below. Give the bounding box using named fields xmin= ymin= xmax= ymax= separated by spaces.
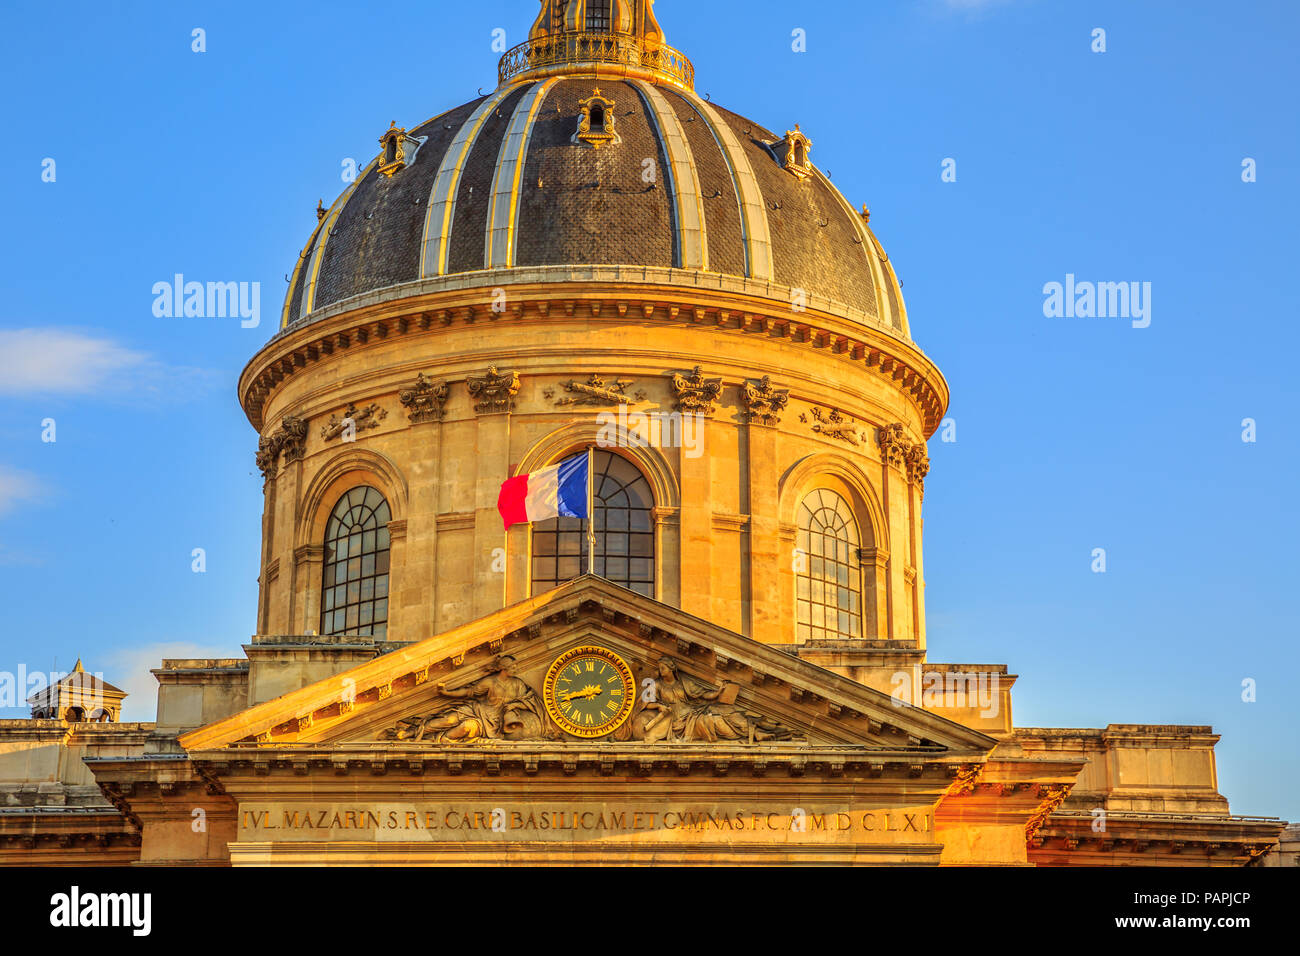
xmin=498 ymin=32 xmax=695 ymax=90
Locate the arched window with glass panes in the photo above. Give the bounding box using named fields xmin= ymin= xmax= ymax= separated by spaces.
xmin=530 ymin=450 xmax=654 ymax=597
xmin=795 ymin=488 xmax=864 ymax=641
xmin=320 ymin=486 xmax=391 ymax=637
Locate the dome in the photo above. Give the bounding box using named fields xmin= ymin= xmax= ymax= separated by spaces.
xmin=281 ymin=6 xmax=909 ymax=341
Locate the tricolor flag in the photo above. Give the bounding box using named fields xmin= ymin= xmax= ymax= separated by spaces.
xmin=498 ymin=451 xmax=591 ymax=530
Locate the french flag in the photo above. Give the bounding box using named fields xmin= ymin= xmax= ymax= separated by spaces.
xmin=498 ymin=452 xmax=590 ymax=529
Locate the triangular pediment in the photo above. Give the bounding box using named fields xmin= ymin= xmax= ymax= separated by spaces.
xmin=180 ymin=577 xmax=995 ymax=758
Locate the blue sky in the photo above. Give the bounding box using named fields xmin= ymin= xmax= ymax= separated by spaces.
xmin=1 ymin=1 xmax=1296 ymax=819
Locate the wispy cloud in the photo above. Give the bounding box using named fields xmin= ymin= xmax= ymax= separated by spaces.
xmin=0 ymin=328 xmax=216 ymax=399
xmin=0 ymin=465 xmax=42 ymax=516
xmin=105 ymin=641 xmax=244 ymax=723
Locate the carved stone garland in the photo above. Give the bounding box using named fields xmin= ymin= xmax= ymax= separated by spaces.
xmin=546 ymin=373 xmax=641 ymax=407
xmin=801 ymin=406 xmax=867 ymax=446
xmin=320 ymin=402 xmax=387 ymax=441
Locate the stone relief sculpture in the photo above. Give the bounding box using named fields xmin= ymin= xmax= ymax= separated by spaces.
xmin=320 ymin=402 xmax=387 ymax=441
xmin=626 ymin=658 xmax=802 ymax=744
xmin=382 ymin=656 xmax=553 ymax=743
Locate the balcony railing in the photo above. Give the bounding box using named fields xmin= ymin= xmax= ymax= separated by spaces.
xmin=498 ymin=32 xmax=695 ymax=90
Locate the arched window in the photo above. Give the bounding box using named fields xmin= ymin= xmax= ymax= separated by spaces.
xmin=321 ymin=486 xmax=391 ymax=637
xmin=796 ymin=489 xmax=863 ymax=641
xmin=531 ymin=450 xmax=654 ymax=597
xmin=586 ymin=0 xmax=612 ymax=31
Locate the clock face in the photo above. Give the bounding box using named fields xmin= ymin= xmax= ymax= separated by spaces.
xmin=543 ymin=645 xmax=636 ymax=739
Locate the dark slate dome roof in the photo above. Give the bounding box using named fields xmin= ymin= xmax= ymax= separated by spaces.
xmin=282 ymin=68 xmax=909 ymax=341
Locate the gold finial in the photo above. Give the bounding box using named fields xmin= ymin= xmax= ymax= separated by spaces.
xmin=316 ymin=199 xmax=326 ymax=221
xmin=860 ymin=205 xmax=871 ymax=224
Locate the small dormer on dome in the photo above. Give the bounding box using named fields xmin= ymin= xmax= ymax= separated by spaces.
xmin=377 ymin=121 xmax=426 ymax=178
xmin=573 ymin=88 xmax=620 ymax=148
xmin=775 ymin=125 xmax=814 ymax=181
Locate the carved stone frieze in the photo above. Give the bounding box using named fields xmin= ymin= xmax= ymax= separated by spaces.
xmin=618 ymin=658 xmax=804 ymax=745
xmin=741 ymin=376 xmax=790 ymax=426
xmin=320 ymin=402 xmax=387 ymax=441
xmin=547 ymin=373 xmax=640 ymax=407
xmin=670 ymin=366 xmax=722 ymax=416
xmin=255 ymin=414 xmax=308 ymax=480
xmin=800 ymin=406 xmax=867 ymax=446
xmin=381 ymin=656 xmax=555 ymax=743
xmin=467 ymin=366 xmax=520 ymax=415
xmin=400 ymin=372 xmax=450 ymax=424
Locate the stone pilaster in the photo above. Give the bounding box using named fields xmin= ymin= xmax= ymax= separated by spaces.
xmin=677 ymin=430 xmax=712 ymax=619
xmin=292 ymin=544 xmax=325 ymax=634
xmin=468 ymin=369 xmax=518 ymax=620
xmin=745 ymin=419 xmax=781 ymax=643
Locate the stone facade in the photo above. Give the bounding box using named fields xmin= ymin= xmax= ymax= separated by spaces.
xmin=0 ymin=0 xmax=1289 ymax=866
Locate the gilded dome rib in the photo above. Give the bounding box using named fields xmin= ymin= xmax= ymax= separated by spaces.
xmin=679 ymin=91 xmax=774 ymax=281
xmin=421 ymin=87 xmax=519 ymax=277
xmin=486 ymin=79 xmax=560 ymax=269
xmin=631 ymin=79 xmax=708 ymax=271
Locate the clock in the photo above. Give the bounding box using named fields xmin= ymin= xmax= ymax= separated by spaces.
xmin=543 ymin=645 xmax=636 ymax=738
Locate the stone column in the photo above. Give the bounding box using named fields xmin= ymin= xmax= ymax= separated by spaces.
xmin=467 ymin=367 xmax=519 ymax=620
xmin=905 ymin=445 xmax=931 ymax=652
xmin=256 ymin=477 xmax=277 ymax=635
xmin=778 ymin=523 xmax=797 ymax=644
xmin=292 ymin=544 xmax=325 ymax=635
xmin=671 ymin=367 xmax=722 ymax=619
xmin=652 ymin=507 xmax=681 ymax=606
xmin=861 ymin=546 xmax=891 ymax=641
xmin=384 ymin=520 xmax=408 ymax=640
xmin=677 ymin=429 xmax=711 ymax=618
xmin=745 ymin=416 xmax=781 ymax=643
xmin=400 ymin=421 xmax=441 ymax=642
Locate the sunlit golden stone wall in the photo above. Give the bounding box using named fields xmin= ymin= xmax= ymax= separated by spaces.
xmin=241 ymin=273 xmax=946 ymax=651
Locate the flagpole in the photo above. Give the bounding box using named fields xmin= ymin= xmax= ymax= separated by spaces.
xmin=586 ymin=444 xmax=596 ymax=576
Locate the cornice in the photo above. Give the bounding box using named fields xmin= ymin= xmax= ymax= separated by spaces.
xmin=241 ymin=273 xmax=948 ymax=437
xmin=189 ymin=746 xmax=972 ymax=784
